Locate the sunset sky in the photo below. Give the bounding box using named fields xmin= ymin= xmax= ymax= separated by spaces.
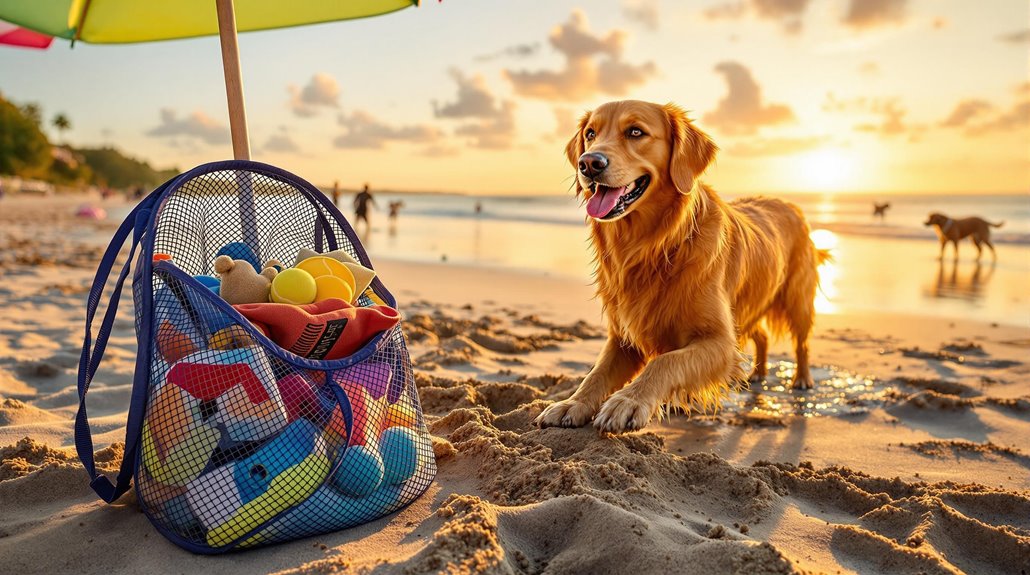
xmin=1 ymin=0 xmax=1027 ymax=195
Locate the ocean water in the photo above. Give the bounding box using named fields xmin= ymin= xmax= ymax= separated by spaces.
xmin=349 ymin=191 xmax=1030 ymax=326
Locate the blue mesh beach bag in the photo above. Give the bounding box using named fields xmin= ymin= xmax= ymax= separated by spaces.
xmin=75 ymin=160 xmax=437 ymax=553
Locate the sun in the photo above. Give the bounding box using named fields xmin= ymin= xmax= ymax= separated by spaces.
xmin=796 ymin=148 xmax=855 ymax=192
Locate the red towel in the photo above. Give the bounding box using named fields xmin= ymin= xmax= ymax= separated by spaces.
xmin=234 ymin=299 xmax=399 ymax=361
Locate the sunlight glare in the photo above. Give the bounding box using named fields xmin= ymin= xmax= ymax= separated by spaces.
xmin=797 ymin=148 xmax=855 ymax=192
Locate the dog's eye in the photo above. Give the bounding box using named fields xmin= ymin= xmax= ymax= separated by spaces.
xmin=585 ymin=129 xmax=596 ymax=141
xmin=626 ymin=127 xmax=645 ymax=138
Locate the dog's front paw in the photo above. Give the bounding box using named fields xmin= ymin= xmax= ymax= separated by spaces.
xmin=791 ymin=372 xmax=814 ymax=389
xmin=535 ymin=399 xmax=597 ymax=428
xmin=593 ymin=393 xmax=654 ymax=433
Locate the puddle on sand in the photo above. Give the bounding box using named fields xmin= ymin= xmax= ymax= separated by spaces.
xmin=724 ymin=361 xmax=894 ymax=419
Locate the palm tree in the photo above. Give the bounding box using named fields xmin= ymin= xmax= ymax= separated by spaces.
xmin=21 ymin=103 xmax=42 ymax=125
xmin=52 ymin=113 xmax=71 ymax=144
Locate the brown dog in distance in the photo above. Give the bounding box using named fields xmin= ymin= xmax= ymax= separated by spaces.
xmin=924 ymin=213 xmax=1003 ymax=261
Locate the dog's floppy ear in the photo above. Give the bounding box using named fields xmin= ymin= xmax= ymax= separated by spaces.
xmin=565 ymin=111 xmax=591 ymax=168
xmin=664 ymin=103 xmax=717 ymax=195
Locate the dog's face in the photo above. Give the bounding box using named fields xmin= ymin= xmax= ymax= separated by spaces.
xmin=566 ymin=101 xmax=717 ymax=222
xmin=925 ymin=213 xmax=945 ymax=227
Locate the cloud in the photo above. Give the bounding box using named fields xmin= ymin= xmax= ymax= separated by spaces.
xmin=146 ymin=109 xmax=228 ymax=145
xmin=419 ymin=144 xmax=461 ymax=158
xmin=433 ymin=71 xmax=518 ymax=149
xmin=262 ymin=128 xmax=302 ymax=154
xmin=728 ymin=135 xmax=829 ymax=156
xmin=434 ymin=71 xmax=504 ymax=119
xmin=853 ymin=99 xmax=914 ymax=137
xmin=288 ymin=73 xmax=340 ymax=117
xmin=703 ymin=0 xmax=812 ymax=34
xmin=824 ymin=93 xmax=922 ymax=139
xmin=702 ymin=62 xmax=795 ymax=135
xmin=939 ymin=100 xmax=993 ymax=128
xmin=475 ymin=43 xmax=541 ymax=62
xmin=857 ymin=61 xmax=880 ymax=76
xmin=454 ymin=101 xmax=517 ymax=150
xmin=552 ymin=107 xmax=579 ymax=140
xmin=622 ymin=0 xmax=660 ymax=31
xmin=996 ymin=29 xmax=1030 ymax=44
xmin=333 ymin=110 xmax=442 ymax=149
xmin=966 ymin=100 xmax=1030 ymax=136
xmin=842 ymin=0 xmax=909 ymax=30
xmin=504 ymin=10 xmax=656 ymax=101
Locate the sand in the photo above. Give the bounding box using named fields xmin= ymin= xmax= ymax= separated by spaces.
xmin=1 ymin=194 xmax=1028 ymax=574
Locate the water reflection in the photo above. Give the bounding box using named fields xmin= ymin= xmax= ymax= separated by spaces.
xmin=924 ymin=259 xmax=995 ymax=303
xmin=726 ymin=362 xmax=888 ymax=419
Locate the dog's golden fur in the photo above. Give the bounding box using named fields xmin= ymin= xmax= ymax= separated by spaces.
xmin=924 ymin=213 xmax=1003 ymax=261
xmin=535 ymin=100 xmax=828 ymax=433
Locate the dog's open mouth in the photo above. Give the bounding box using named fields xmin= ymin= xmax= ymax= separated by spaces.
xmin=586 ymin=175 xmax=650 ymax=220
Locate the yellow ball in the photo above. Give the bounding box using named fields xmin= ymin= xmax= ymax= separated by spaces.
xmin=296 ymin=256 xmax=356 ymax=302
xmin=314 ymin=275 xmax=354 ymax=303
xmin=270 ymin=268 xmax=317 ymax=305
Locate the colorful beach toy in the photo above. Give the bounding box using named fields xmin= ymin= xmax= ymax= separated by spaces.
xmin=166 ymin=347 xmax=288 ymax=443
xmin=185 ymin=418 xmax=330 ymax=547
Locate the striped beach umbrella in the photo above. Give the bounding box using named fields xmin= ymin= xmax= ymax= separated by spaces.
xmin=0 ymin=20 xmax=53 ymax=49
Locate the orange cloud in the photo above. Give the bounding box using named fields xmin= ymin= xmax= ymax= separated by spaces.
xmin=288 ymin=73 xmax=340 ymax=118
xmin=504 ymin=10 xmax=656 ymax=101
xmin=333 ymin=111 xmax=442 ymax=150
xmin=939 ymin=100 xmax=993 ymax=128
xmin=703 ymin=0 xmax=811 ymax=34
xmin=703 ymin=62 xmax=795 ymax=135
xmin=842 ymin=0 xmax=909 ymax=30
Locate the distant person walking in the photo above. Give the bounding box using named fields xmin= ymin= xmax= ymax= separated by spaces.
xmin=331 ymin=180 xmax=341 ymax=207
xmin=353 ymin=183 xmax=378 ymax=230
xmin=474 ymin=201 xmax=482 ymax=215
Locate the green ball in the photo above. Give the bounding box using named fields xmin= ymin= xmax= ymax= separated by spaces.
xmin=379 ymin=426 xmax=419 ymax=485
xmin=270 ymin=268 xmax=317 ymax=305
xmin=330 ymin=444 xmax=384 ymax=497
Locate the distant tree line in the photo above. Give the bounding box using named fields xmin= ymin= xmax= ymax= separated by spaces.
xmin=0 ymin=92 xmax=178 ymax=189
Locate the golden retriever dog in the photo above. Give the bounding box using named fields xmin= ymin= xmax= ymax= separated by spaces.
xmin=535 ymin=101 xmax=829 ymax=433
xmin=924 ymin=213 xmax=1003 ymax=261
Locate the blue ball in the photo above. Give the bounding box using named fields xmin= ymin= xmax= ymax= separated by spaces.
xmin=330 ymin=444 xmax=384 ymax=497
xmin=216 ymin=242 xmax=261 ymax=275
xmin=379 ymin=426 xmax=419 ymax=485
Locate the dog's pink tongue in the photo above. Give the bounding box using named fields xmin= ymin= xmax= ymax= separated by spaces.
xmin=586 ymin=185 xmax=627 ymax=218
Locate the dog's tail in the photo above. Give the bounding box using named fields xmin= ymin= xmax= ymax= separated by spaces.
xmin=990 ymin=220 xmax=1005 ymax=228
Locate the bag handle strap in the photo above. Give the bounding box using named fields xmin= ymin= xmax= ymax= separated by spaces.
xmin=75 ymin=191 xmax=160 ymax=502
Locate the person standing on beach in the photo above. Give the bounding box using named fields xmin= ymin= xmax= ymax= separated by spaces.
xmin=353 ymin=183 xmax=378 ymax=231
xmin=331 ymin=180 xmax=341 ymax=207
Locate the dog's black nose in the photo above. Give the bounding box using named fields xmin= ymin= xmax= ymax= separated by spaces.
xmin=578 ymin=152 xmax=609 ymax=178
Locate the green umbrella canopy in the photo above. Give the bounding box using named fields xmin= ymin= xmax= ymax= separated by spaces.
xmin=0 ymin=0 xmax=418 ymax=44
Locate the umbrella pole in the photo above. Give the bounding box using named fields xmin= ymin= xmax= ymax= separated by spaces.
xmin=215 ymin=0 xmax=250 ymax=160
xmin=215 ymin=0 xmax=259 ymax=261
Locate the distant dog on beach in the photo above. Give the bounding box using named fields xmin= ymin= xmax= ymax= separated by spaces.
xmin=536 ymin=100 xmax=830 ymax=434
xmin=873 ymin=202 xmax=890 ymax=218
xmin=924 ymin=213 xmax=1003 ymax=261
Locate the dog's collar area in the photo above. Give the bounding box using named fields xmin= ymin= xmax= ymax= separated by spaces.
xmin=591 ymin=175 xmax=651 ymax=220
xmin=941 ymin=218 xmax=953 ymax=234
